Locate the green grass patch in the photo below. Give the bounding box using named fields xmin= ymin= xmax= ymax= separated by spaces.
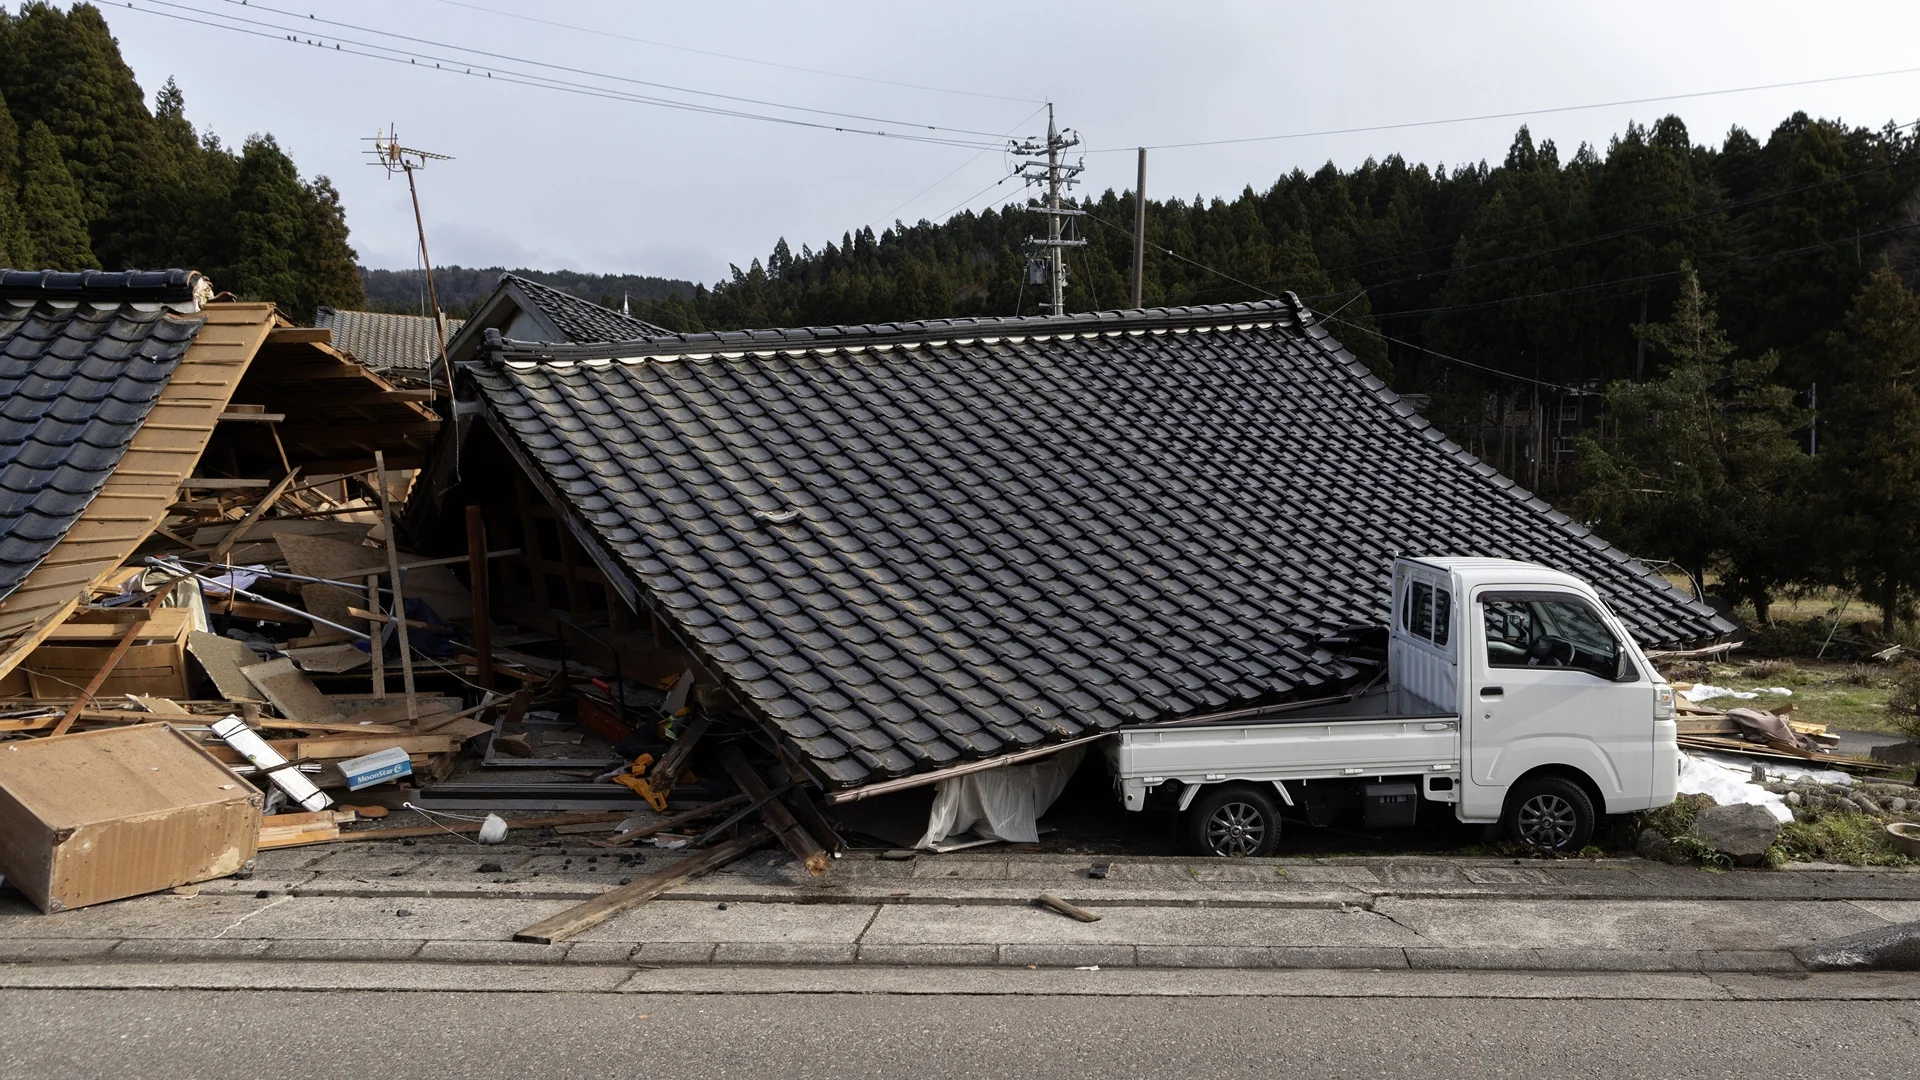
xmin=1769 ymin=812 xmax=1917 ymax=867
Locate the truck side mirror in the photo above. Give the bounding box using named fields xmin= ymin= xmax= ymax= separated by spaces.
xmin=1614 ymin=649 xmax=1638 ymax=683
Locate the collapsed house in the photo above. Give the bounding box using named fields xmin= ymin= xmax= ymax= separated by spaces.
xmin=412 ymin=291 xmax=1733 ymax=843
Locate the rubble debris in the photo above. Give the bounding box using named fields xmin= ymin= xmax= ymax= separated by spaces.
xmin=212 ymin=715 xmax=334 ymax=812
xmin=0 ymin=724 xmax=262 ymax=912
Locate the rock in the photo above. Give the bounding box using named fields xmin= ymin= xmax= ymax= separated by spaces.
xmin=1855 ymin=795 xmax=1887 ymax=817
xmin=1893 ymin=798 xmax=1910 ymax=813
xmin=1691 ymin=803 xmax=1783 ymax=865
xmin=1834 ymin=797 xmax=1864 ymax=814
xmin=1785 ymin=791 xmax=1802 ymax=806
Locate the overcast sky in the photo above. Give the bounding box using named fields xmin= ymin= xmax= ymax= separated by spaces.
xmin=102 ymin=0 xmax=1920 ymax=286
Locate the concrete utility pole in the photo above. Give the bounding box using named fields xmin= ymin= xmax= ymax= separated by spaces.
xmin=1013 ymin=105 xmax=1086 ymax=315
xmin=1131 ymin=147 xmax=1147 ymax=308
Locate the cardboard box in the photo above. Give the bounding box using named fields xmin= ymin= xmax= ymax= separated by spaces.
xmin=337 ymin=745 xmax=412 ymax=790
xmin=25 ymin=608 xmax=193 ymax=700
xmin=0 ymin=724 xmax=263 ymax=912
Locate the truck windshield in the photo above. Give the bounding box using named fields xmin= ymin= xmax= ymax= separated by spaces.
xmin=1480 ymin=593 xmax=1619 ymax=677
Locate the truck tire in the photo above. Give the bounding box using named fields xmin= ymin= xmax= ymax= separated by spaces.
xmin=1181 ymin=784 xmax=1281 ymax=857
xmin=1502 ymin=776 xmax=1595 ymax=851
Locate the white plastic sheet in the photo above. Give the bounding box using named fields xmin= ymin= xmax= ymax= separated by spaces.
xmin=916 ymin=746 xmax=1087 ymax=848
xmin=1679 ymin=683 xmax=1793 ymax=703
xmin=1676 ymin=750 xmax=1852 ymax=824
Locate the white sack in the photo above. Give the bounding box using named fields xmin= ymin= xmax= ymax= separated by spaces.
xmin=916 ymin=746 xmax=1087 ymax=849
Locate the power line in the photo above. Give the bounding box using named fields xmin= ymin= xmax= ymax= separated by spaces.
xmin=120 ymin=3 xmax=1009 ymax=151
xmin=1085 ymin=65 xmax=1920 ymax=153
xmin=163 ymin=0 xmax=1020 ymax=142
xmin=869 ymin=104 xmax=1048 ymax=230
xmin=1322 ymin=315 xmax=1592 ymax=394
xmin=421 ymin=0 xmax=1044 ymax=105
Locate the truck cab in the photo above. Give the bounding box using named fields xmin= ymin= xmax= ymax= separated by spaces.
xmin=1112 ymin=557 xmax=1680 ymax=855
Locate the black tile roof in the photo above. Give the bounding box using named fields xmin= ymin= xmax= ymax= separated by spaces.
xmin=0 ymin=274 xmax=208 ymax=601
xmin=469 ymin=296 xmax=1732 ymax=789
xmin=503 ymin=274 xmax=668 ymax=343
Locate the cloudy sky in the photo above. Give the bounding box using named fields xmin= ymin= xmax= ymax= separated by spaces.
xmin=103 ymin=0 xmax=1920 ymax=285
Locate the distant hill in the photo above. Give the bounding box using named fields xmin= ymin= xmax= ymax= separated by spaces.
xmin=360 ymin=265 xmax=698 ymax=319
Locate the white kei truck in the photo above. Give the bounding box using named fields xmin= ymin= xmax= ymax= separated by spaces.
xmin=1110 ymin=557 xmax=1681 ymax=855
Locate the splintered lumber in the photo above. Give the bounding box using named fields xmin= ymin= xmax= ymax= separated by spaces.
xmin=208 ymin=468 xmax=300 ymax=561
xmin=718 ymin=744 xmax=830 ymax=877
xmin=514 ymin=828 xmax=771 ymax=945
xmin=259 ymin=810 xmax=357 ymax=849
xmin=1035 ymin=893 xmax=1102 ymax=923
xmin=372 ymin=450 xmax=416 ymax=719
xmin=590 ymin=793 xmax=753 ymax=848
xmin=50 ymin=585 xmax=177 ymax=736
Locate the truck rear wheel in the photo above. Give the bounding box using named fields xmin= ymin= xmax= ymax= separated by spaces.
xmin=1502 ymin=776 xmax=1594 ymax=851
xmin=1181 ymin=784 xmax=1280 ymax=857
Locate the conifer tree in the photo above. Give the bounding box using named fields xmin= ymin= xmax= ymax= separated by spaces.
xmin=1817 ymin=265 xmax=1920 ymax=634
xmin=19 ymin=120 xmax=94 ymax=269
xmin=0 ymin=89 xmax=28 ymax=266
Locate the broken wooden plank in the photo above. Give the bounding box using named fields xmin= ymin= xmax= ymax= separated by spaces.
xmin=208 ymin=468 xmax=301 ymax=562
xmin=50 ymin=586 xmax=176 ymax=736
xmin=1035 ymin=893 xmax=1102 ymax=922
xmin=337 ymin=811 xmax=628 ymax=842
xmin=513 ymin=828 xmax=771 ymax=945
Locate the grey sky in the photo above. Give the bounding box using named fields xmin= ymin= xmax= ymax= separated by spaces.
xmin=105 ymin=0 xmax=1920 ymax=286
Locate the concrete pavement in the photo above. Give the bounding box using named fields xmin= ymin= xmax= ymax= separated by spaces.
xmin=5 ymin=983 xmax=1920 ymax=1080
xmin=2 ymin=840 xmax=1917 ymax=974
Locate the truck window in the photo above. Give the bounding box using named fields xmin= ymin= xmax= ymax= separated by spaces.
xmin=1479 ymin=593 xmax=1619 ymax=677
xmin=1401 ymin=580 xmax=1450 ymax=646
xmin=1432 ymin=586 xmax=1452 ymax=646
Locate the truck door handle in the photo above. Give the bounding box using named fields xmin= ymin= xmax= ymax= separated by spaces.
xmin=1480 ymin=686 xmax=1503 ymax=697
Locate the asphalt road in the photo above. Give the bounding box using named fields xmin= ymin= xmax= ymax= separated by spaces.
xmin=6 ymin=986 xmax=1919 ymax=1080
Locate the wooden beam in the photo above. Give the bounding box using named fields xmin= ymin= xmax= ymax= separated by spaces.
xmin=589 ymin=794 xmax=752 ymax=848
xmin=373 ymin=450 xmax=415 ymax=719
xmin=467 ymin=505 xmax=495 ymax=691
xmin=217 ymin=411 xmax=289 ymax=423
xmin=334 ymin=810 xmax=628 ymax=843
xmin=208 ymin=468 xmax=300 ymax=562
xmin=366 ymin=575 xmax=385 ymax=700
xmin=718 ymin=745 xmax=830 ymax=877
xmin=335 ymin=548 xmax=522 ymax=581
xmin=267 ymin=327 xmax=334 ymax=345
xmin=513 ymin=828 xmax=770 ymax=945
xmin=178 ymin=478 xmax=271 ymax=489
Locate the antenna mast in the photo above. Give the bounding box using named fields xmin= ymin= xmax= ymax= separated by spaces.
xmin=1012 ymin=105 xmax=1085 ymax=315
xmin=369 ymin=126 xmax=455 ymax=397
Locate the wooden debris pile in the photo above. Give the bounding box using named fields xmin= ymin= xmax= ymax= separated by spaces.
xmin=1671 ymin=685 xmax=1898 ymax=774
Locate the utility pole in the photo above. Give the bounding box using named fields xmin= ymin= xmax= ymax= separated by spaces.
xmin=370 ymin=126 xmax=454 ymax=397
xmin=1012 ymin=105 xmax=1085 ymax=315
xmin=1131 ymin=147 xmax=1147 ymax=308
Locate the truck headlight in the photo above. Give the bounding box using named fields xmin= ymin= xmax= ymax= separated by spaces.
xmin=1654 ymin=685 xmax=1675 ymax=720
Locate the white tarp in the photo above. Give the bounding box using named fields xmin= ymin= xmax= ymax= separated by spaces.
xmin=916 ymin=746 xmax=1087 ymax=848
xmin=1679 ymin=683 xmax=1793 ymax=703
xmin=1677 ymin=750 xmax=1853 ymax=824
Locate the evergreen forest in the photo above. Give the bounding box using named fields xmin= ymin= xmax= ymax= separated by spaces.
xmin=0 ymin=2 xmax=361 ymax=320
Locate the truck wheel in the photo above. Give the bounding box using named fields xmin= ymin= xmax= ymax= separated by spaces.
xmin=1502 ymin=776 xmax=1594 ymax=851
xmin=1182 ymin=785 xmax=1280 ymax=857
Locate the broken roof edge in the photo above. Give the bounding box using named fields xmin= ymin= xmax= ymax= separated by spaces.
xmin=471 ymin=295 xmax=1308 ymax=365
xmin=1288 ymin=301 xmax=1736 ymax=645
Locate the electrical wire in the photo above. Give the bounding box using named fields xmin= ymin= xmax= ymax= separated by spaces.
xmin=180 ymin=0 xmax=1022 ymax=140
xmin=869 ymin=104 xmax=1048 ymax=230
xmin=420 ymin=0 xmax=1044 ymax=105
xmin=1321 ymin=315 xmax=1593 ymax=394
xmin=1085 ymin=66 xmax=1920 ymax=153
xmin=119 ymin=2 xmax=1009 ymax=150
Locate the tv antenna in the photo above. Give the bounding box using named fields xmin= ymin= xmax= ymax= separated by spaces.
xmin=368 ymin=125 xmax=455 ymax=396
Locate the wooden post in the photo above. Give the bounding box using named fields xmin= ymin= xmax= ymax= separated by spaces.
xmin=718 ymin=744 xmax=829 ymax=877
xmin=466 ymin=504 xmax=494 ymax=691
xmin=1131 ymin=146 xmax=1147 ymax=308
xmin=366 ymin=574 xmax=385 ymax=699
xmin=372 ymin=451 xmax=416 ymax=719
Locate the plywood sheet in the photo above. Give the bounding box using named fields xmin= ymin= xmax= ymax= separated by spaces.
xmin=283 ymin=643 xmax=370 ymax=673
xmin=276 ymin=533 xmax=381 ymax=634
xmin=242 ymin=656 xmax=344 ymax=722
xmin=186 ymin=631 xmax=267 ymax=702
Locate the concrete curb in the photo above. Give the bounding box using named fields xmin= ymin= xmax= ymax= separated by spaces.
xmin=0 ymin=938 xmax=1807 ymax=973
